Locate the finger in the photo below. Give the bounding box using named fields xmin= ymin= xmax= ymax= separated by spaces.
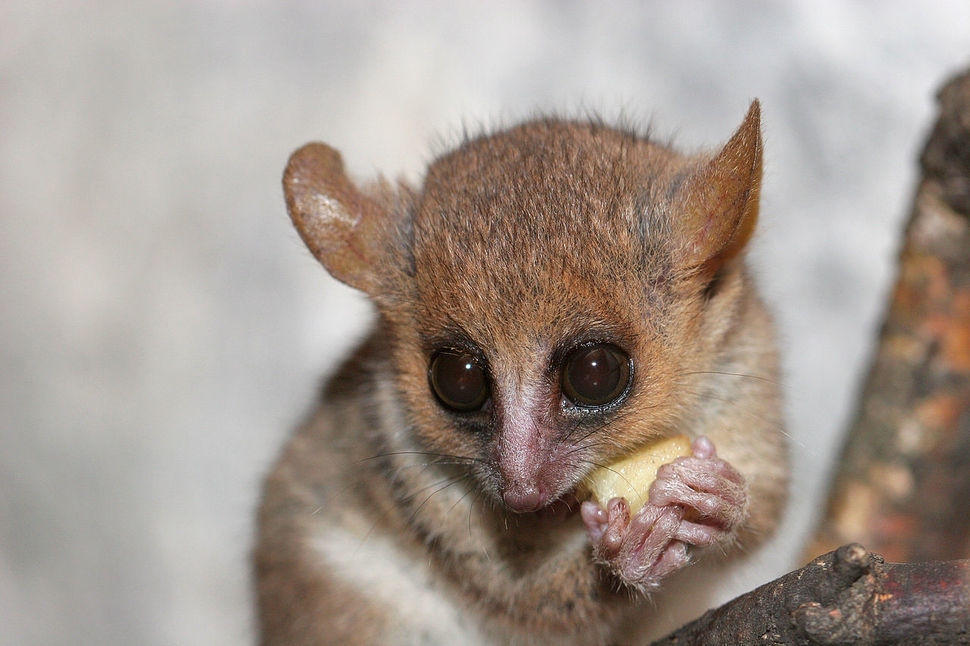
xmin=600 ymin=497 xmax=631 ymax=556
xmin=650 ymin=540 xmax=690 ymax=580
xmin=674 ymin=520 xmax=726 ymax=547
xmin=581 ymin=500 xmax=608 ymax=542
xmin=692 ymin=435 xmax=716 ymax=459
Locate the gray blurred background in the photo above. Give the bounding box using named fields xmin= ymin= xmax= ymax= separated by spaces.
xmin=2 ymin=2 xmax=968 ymax=644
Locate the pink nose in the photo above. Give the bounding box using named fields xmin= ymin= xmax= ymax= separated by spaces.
xmin=502 ymin=483 xmax=544 ymax=513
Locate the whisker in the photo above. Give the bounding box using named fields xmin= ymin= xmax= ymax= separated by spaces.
xmin=563 ymin=432 xmax=626 ymax=455
xmin=384 ymin=459 xmax=483 ymax=473
xmin=465 ymin=487 xmax=483 ymax=555
xmin=401 ymin=473 xmax=472 ymax=504
xmin=357 ymin=449 xmax=485 ymax=466
xmin=675 ymin=370 xmax=778 ymax=385
xmin=680 ymin=388 xmax=796 ymax=444
xmin=447 ymin=479 xmax=479 ymax=513
xmin=353 ymin=472 xmax=466 ymax=552
xmin=560 ymin=404 xmax=639 ymax=448
xmin=351 ymin=459 xmax=481 ymax=555
xmin=584 ymin=460 xmax=640 ymax=495
xmin=406 ymin=473 xmax=474 ymax=526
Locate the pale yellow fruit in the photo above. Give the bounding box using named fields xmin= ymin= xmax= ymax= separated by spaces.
xmin=581 ymin=435 xmax=692 ymax=514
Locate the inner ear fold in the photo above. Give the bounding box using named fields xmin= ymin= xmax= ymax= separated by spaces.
xmin=283 ymin=142 xmax=388 ymax=295
xmin=672 ymin=100 xmax=763 ymax=274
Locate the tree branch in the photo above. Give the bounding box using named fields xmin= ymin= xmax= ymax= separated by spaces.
xmin=650 ymin=544 xmax=970 ymax=645
xmin=808 ymin=69 xmax=970 ymax=563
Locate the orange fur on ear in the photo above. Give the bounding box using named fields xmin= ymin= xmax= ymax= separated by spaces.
xmin=283 ymin=142 xmax=387 ymax=295
xmin=673 ymin=100 xmax=763 ymax=272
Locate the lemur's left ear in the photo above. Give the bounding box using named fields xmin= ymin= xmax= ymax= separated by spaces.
xmin=671 ymin=100 xmax=763 ymax=273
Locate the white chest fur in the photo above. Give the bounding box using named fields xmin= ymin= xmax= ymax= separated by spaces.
xmin=310 ymin=523 xmax=487 ymax=645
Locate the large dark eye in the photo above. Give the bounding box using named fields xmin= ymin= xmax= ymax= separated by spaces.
xmin=429 ymin=351 xmax=489 ymax=412
xmin=561 ymin=344 xmax=631 ymax=407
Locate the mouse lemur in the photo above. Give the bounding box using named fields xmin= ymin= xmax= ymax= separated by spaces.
xmin=255 ymin=101 xmax=788 ymax=645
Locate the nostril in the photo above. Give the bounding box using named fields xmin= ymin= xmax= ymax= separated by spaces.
xmin=502 ymin=483 xmax=544 ymax=513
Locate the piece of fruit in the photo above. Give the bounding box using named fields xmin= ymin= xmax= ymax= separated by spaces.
xmin=581 ymin=435 xmax=692 ymax=514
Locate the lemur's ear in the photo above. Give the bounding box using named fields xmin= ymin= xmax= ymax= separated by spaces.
xmin=672 ymin=100 xmax=763 ymax=272
xmin=283 ymin=142 xmax=388 ymax=295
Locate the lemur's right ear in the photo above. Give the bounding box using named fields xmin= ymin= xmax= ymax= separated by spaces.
xmin=283 ymin=142 xmax=388 ymax=295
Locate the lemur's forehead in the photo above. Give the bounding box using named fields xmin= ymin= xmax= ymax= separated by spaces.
xmin=411 ymin=120 xmax=684 ymax=269
xmin=406 ymin=120 xmax=684 ymax=354
xmin=410 ymin=198 xmax=644 ymax=337
xmin=409 ymin=221 xmax=660 ymax=363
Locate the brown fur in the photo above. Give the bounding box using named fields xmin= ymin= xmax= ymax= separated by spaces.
xmin=255 ymin=102 xmax=788 ymax=644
